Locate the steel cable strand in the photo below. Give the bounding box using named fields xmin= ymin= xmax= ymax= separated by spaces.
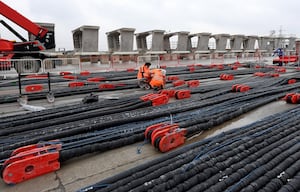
xmin=129 ymin=113 xmax=300 ymax=192
xmin=0 ymin=97 xmax=142 ymax=134
xmin=0 ymin=94 xmax=140 ymax=125
xmin=147 ymin=111 xmax=300 ymax=192
xmin=225 ymin=140 xmax=300 ymax=192
xmin=248 ymin=152 xmax=300 ymax=192
xmin=186 ymin=128 xmax=300 ymax=192
xmin=278 ymin=171 xmax=300 ymax=192
xmin=105 ymin=110 xmax=300 ymax=192
xmin=0 ymin=100 xmax=154 ymax=157
xmin=0 ymin=98 xmax=144 ymax=135
xmin=79 ymin=107 xmax=300 ymax=192
xmin=84 ymin=118 xmax=264 ymax=192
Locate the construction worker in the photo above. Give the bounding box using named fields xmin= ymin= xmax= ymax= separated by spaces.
xmin=137 ymin=62 xmax=152 ymax=89
xmin=273 ymin=48 xmax=284 ymax=66
xmin=149 ymin=68 xmax=166 ymax=90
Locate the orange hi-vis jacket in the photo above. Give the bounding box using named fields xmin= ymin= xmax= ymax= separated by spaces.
xmin=149 ymin=68 xmax=166 ymax=88
xmin=137 ymin=64 xmax=151 ymax=81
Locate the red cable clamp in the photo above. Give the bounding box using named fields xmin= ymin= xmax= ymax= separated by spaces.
xmin=231 ymin=84 xmax=250 ymax=92
xmin=158 ymin=89 xmax=176 ymax=98
xmin=186 ymin=80 xmax=200 ymax=88
xmin=175 ymin=90 xmax=191 ymax=99
xmin=144 ymin=122 xmax=187 ymax=152
xmin=1 ymin=141 xmax=62 ymax=185
xmin=140 ymin=93 xmax=169 ymax=106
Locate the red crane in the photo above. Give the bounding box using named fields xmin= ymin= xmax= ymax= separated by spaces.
xmin=0 ymin=1 xmax=55 ymax=73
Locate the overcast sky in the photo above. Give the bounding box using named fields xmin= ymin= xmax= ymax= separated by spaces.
xmin=1 ymin=0 xmax=299 ymax=51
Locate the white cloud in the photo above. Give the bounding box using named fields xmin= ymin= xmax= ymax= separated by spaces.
xmin=1 ymin=0 xmax=299 ymax=51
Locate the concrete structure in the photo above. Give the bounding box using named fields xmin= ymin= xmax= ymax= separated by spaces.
xmin=135 ymin=30 xmax=166 ymax=54
xmin=286 ymin=37 xmax=296 ymax=52
xmin=106 ymin=28 xmax=137 ymax=54
xmin=72 ymin=25 xmax=99 ymax=52
xmin=259 ymin=36 xmax=274 ymax=53
xmin=230 ymin=34 xmax=244 ymax=53
xmin=193 ymin=32 xmax=211 ymax=54
xmin=295 ymin=39 xmax=300 ymax=54
xmin=28 ymin=22 xmax=55 ymax=51
xmin=244 ymin=35 xmax=259 ymax=53
xmin=212 ymin=34 xmax=230 ymax=53
xmin=164 ymin=31 xmax=190 ymax=53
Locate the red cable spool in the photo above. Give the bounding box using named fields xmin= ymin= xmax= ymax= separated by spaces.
xmin=24 ymin=84 xmax=43 ymax=92
xmin=284 ymin=93 xmax=296 ymax=103
xmin=290 ymin=94 xmax=300 ymax=104
xmin=175 ymin=90 xmax=191 ymax=99
xmin=68 ymin=82 xmax=85 ymax=88
xmin=254 ymin=72 xmax=265 ymax=77
xmin=172 ymin=80 xmax=185 ymax=87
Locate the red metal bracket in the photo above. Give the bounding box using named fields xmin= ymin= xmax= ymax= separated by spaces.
xmin=186 ymin=80 xmax=200 ymax=88
xmin=231 ymin=84 xmax=250 ymax=92
xmin=68 ymin=81 xmax=85 ymax=88
xmin=172 ymin=80 xmax=185 ymax=87
xmin=158 ymin=89 xmax=176 ymax=98
xmin=159 ymin=128 xmax=187 ymax=152
xmin=2 ymin=141 xmax=62 ymax=184
xmin=140 ymin=93 xmax=169 ymax=106
xmin=24 ymin=84 xmax=43 ymax=92
xmin=175 ymin=90 xmax=191 ymax=99
xmin=220 ymin=73 xmax=234 ymax=80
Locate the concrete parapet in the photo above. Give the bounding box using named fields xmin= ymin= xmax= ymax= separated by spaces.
xmin=212 ymin=33 xmax=230 ymax=53
xmin=72 ymin=25 xmax=99 ymax=52
xmin=135 ymin=30 xmax=166 ymax=54
xmin=244 ymin=35 xmax=258 ymax=53
xmin=106 ymin=28 xmax=136 ymax=54
xmin=230 ymin=34 xmax=245 ymax=53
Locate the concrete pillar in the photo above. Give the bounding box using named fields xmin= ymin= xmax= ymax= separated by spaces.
xmin=164 ymin=31 xmax=190 ymax=53
xmin=286 ymin=37 xmax=296 ymax=51
xmin=259 ymin=36 xmax=273 ymax=53
xmin=72 ymin=25 xmax=99 ymax=52
xmin=212 ymin=33 xmax=230 ymax=53
xmin=295 ymin=39 xmax=300 ymax=55
xmin=28 ymin=22 xmax=55 ymax=51
xmin=106 ymin=28 xmax=136 ymax=53
xmin=194 ymin=32 xmax=211 ymax=53
xmin=244 ymin=35 xmax=258 ymax=53
xmin=230 ymin=34 xmax=244 ymax=53
xmin=135 ymin=30 xmax=165 ymax=54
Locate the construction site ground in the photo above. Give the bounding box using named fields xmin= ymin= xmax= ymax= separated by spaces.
xmin=0 ymin=60 xmax=298 ymax=192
